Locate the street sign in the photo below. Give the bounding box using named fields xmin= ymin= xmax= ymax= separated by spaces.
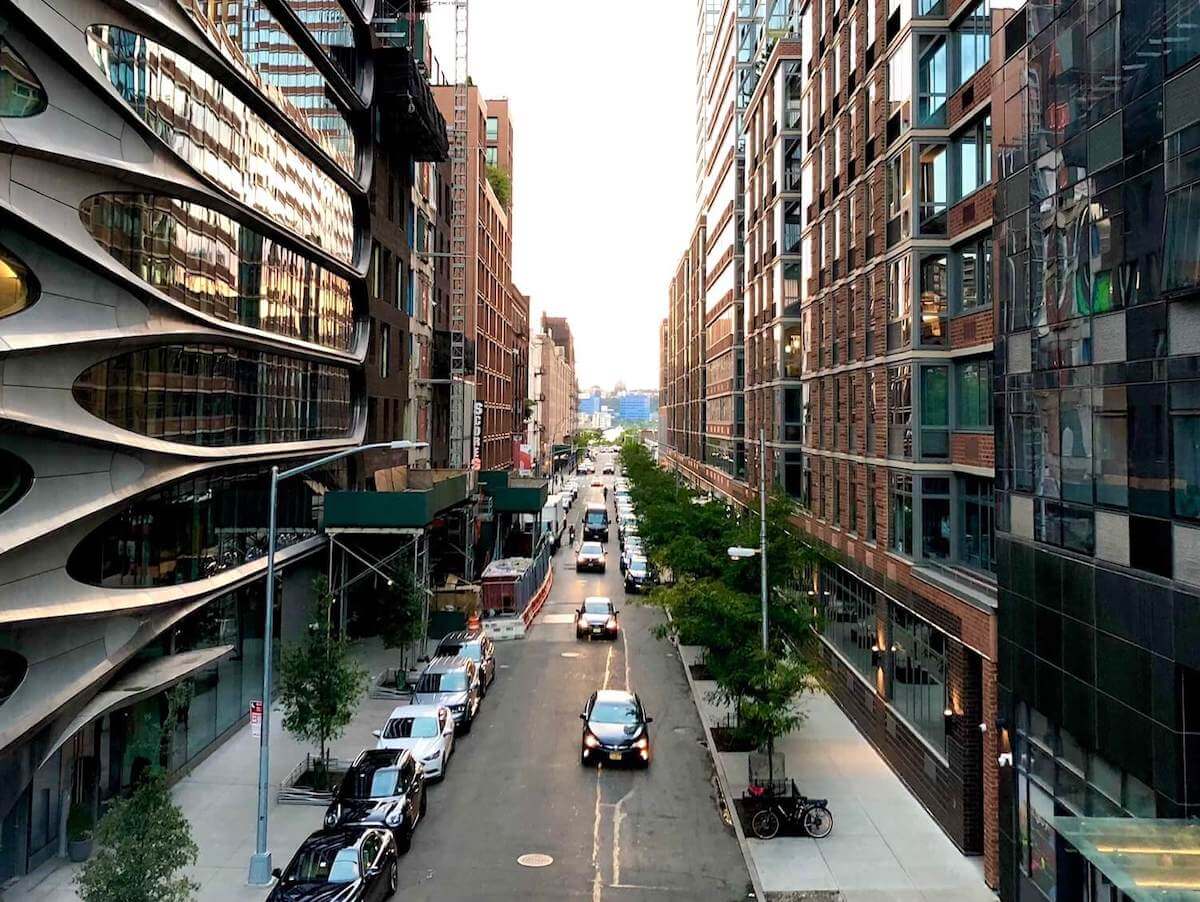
xmin=250 ymin=700 xmax=263 ymax=738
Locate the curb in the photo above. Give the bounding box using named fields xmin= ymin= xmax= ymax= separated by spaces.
xmin=669 ymin=614 xmax=769 ymax=902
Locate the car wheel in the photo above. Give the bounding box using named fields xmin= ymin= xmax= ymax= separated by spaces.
xmin=387 ymin=858 xmax=398 ymax=897
xmin=419 ymin=788 xmax=428 ymax=818
xmin=396 ymin=821 xmax=412 ymax=854
xmin=461 ymin=713 xmax=473 ymax=734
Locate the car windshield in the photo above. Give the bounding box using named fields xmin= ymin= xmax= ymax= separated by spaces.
xmin=341 ymin=762 xmax=402 ymax=800
xmin=583 ymin=600 xmax=611 ymax=614
xmin=590 ymin=699 xmax=640 ymax=725
xmin=383 ymin=716 xmax=439 ymax=739
xmin=286 ymin=846 xmax=360 ymax=884
xmin=630 ymin=560 xmax=647 ymax=575
xmin=438 ymin=641 xmax=481 ymax=661
xmin=580 ymin=542 xmax=603 ymax=556
xmin=416 ymin=672 xmax=467 ymax=693
xmin=585 ymin=511 xmax=606 ymax=526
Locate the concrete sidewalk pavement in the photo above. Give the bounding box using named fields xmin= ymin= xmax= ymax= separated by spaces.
xmin=677 ymin=644 xmax=998 ymax=902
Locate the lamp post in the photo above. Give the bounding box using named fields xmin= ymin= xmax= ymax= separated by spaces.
xmin=248 ymin=439 xmax=427 ymax=885
xmin=726 ymin=427 xmax=769 ymax=653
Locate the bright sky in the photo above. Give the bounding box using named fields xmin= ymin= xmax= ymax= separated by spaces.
xmin=428 ymin=1 xmax=695 ymax=394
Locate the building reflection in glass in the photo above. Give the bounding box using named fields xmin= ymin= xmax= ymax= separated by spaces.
xmin=73 ymin=344 xmax=354 ymax=446
xmin=176 ymin=0 xmax=356 ymax=174
xmin=0 ymin=34 xmax=46 ymax=117
xmin=80 ymin=193 xmax=355 ymax=351
xmin=286 ymin=0 xmax=358 ymax=88
xmin=68 ymin=460 xmax=346 ymax=588
xmin=85 ymin=25 xmax=354 ymax=262
xmin=0 ymin=244 xmax=37 ymax=319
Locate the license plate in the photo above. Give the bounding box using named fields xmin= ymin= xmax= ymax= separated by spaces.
xmin=609 ymin=752 xmax=622 ymax=761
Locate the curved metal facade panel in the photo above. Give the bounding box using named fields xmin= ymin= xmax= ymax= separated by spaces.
xmin=0 ymin=0 xmax=373 ymax=842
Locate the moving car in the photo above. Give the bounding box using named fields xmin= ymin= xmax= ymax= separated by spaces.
xmin=624 ymin=555 xmax=653 ymax=594
xmin=575 ymin=596 xmax=618 ymax=639
xmin=579 ymin=689 xmax=653 ymax=767
xmin=269 ymin=826 xmax=398 ymax=901
xmin=582 ymin=502 xmax=610 ymax=542
xmin=602 ymin=463 xmax=615 ymax=474
xmin=411 ymin=657 xmax=481 ymax=732
xmin=576 ymin=541 xmax=607 ymax=573
xmin=373 ymin=704 xmax=456 ymax=781
xmin=435 ymin=630 xmax=496 ymax=692
xmin=322 ymin=749 xmax=426 ymax=852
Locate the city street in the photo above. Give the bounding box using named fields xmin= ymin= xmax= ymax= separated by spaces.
xmin=394 ymin=461 xmax=750 ymax=900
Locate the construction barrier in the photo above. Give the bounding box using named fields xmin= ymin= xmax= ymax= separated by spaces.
xmin=482 ymin=616 xmax=526 ymax=641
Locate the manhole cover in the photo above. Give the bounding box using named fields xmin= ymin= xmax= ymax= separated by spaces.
xmin=560 ymin=652 xmax=581 ymax=658
xmin=517 ymin=853 xmax=554 ymax=868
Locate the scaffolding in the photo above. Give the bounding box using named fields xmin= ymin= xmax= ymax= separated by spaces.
xmin=448 ymin=0 xmax=470 ymax=468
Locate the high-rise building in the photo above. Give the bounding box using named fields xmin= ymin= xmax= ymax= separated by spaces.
xmin=433 ymin=86 xmax=518 ymax=470
xmin=992 ymin=2 xmax=1200 ymax=899
xmin=0 ymin=0 xmax=442 ymax=879
xmin=529 ymin=314 xmax=578 ymax=477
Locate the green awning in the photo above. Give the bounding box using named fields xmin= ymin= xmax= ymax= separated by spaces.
xmin=478 ymin=470 xmax=547 ymax=513
xmin=1054 ymin=817 xmax=1200 ymax=901
xmin=324 ymin=471 xmax=471 ymax=530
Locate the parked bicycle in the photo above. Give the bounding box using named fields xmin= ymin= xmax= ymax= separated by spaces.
xmin=746 ymin=780 xmax=834 ymax=840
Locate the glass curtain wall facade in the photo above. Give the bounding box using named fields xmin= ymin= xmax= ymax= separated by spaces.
xmin=993 ymin=1 xmax=1200 ymax=899
xmin=0 ymin=0 xmax=370 ymax=882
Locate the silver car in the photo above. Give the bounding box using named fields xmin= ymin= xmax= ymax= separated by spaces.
xmin=411 ymin=657 xmax=481 ymax=732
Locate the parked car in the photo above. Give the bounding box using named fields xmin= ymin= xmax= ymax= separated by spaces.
xmin=322 ymin=749 xmax=426 ymax=852
xmin=411 ymin=657 xmax=481 ymax=732
xmin=373 ymin=704 xmax=456 ymax=781
xmin=624 ymin=556 xmax=653 ymax=594
xmin=269 ymin=826 xmax=398 ymax=900
xmin=619 ymin=538 xmax=643 ymax=573
xmin=575 ymin=596 xmax=618 ymax=639
xmin=602 ymin=463 xmax=615 ymax=474
xmin=576 ymin=541 xmax=607 ymax=573
xmin=619 ymin=525 xmax=639 ymax=552
xmin=579 ymin=689 xmax=652 ymax=767
xmin=435 ymin=630 xmax=496 ymax=692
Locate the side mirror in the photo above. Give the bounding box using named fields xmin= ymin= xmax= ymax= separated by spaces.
xmin=645 ymin=716 xmax=654 ymax=723
xmin=271 ymin=868 xmax=282 ymax=880
xmin=579 ymin=712 xmax=587 ymax=721
xmin=372 ymin=729 xmax=381 ymax=738
xmin=367 ymin=866 xmax=381 ymax=878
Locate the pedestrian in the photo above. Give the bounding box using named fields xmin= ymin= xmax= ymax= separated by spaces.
xmin=569 ymin=524 xmax=576 ymax=546
xmin=603 ymin=486 xmax=608 ymax=501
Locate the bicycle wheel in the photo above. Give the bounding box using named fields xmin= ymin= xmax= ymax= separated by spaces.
xmin=751 ymin=808 xmax=780 ymax=840
xmin=803 ymin=805 xmax=834 ymax=839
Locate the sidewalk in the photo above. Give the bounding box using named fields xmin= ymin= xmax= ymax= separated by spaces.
xmin=678 ymin=644 xmax=998 ymax=902
xmin=8 ymin=639 xmax=410 ymax=902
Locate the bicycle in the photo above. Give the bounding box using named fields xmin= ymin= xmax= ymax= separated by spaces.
xmin=747 ymin=781 xmax=834 ymax=840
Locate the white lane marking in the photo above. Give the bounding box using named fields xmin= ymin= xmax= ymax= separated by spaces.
xmin=543 ymin=614 xmax=577 ymax=624
xmin=602 ymin=642 xmax=614 ymax=690
xmin=610 ymin=785 xmax=636 ymax=886
xmin=620 ymin=616 xmax=631 ymax=690
xmin=590 ymin=767 xmax=604 ymax=902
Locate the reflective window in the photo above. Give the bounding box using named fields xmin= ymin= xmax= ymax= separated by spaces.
xmin=1094 ymin=386 xmax=1128 ymax=509
xmin=80 ymin=193 xmax=354 ymax=351
xmin=959 ymin=475 xmax=994 ymax=571
xmin=819 ymin=562 xmax=876 ymax=681
xmin=917 ymin=35 xmax=948 ymax=127
xmin=887 ymin=254 xmax=912 ymax=349
xmin=68 ymin=460 xmax=345 ymax=587
xmin=1170 ymin=381 xmax=1200 ymax=520
xmin=920 ymin=365 xmax=949 ymax=459
xmin=0 ymin=243 xmax=38 ymax=318
xmin=288 ymin=0 xmax=359 ymax=87
xmin=0 ymin=34 xmax=45 ymax=117
xmin=486 ymin=116 xmax=498 ymax=141
xmin=957 ymin=239 xmax=991 ymax=311
xmin=890 ymin=472 xmax=913 ymax=554
xmin=0 ymin=448 xmax=33 ymax=515
xmin=918 ymin=144 xmax=948 ymax=234
xmin=956 ymin=116 xmax=991 ymax=200
xmin=921 ymin=476 xmax=951 ymax=560
xmin=955 ymin=0 xmax=990 ymax=86
xmin=888 ymin=604 xmax=946 ymax=752
xmin=887 ymin=35 xmax=912 ymax=137
xmin=73 ymin=345 xmax=353 ymax=446
xmin=886 ymin=148 xmax=911 ymax=244
xmin=888 ymin=364 xmax=913 ymax=459
xmin=177 ymin=0 xmax=356 ymax=174
xmin=956 ymin=359 xmax=992 ymax=429
xmin=0 ymin=649 xmax=28 ymax=706
xmin=1166 ymin=0 xmax=1200 ymax=73
xmin=919 ymin=254 xmax=947 ymax=347
xmin=86 ymin=26 xmax=354 ymax=263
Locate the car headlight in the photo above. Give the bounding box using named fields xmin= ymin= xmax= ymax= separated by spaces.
xmin=385 ymin=808 xmax=402 ymax=827
xmin=423 ymin=751 xmax=442 ymax=762
xmin=634 ymin=737 xmax=648 ymax=749
xmin=584 ymin=733 xmax=599 ymax=748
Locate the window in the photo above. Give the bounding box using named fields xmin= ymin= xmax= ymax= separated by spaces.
xmin=959 ymin=475 xmax=994 ymax=571
xmin=919 ymin=254 xmax=948 ymax=346
xmin=784 ymin=201 xmax=803 ymax=254
xmin=920 ymin=366 xmax=949 ymax=459
xmin=1167 ymin=0 xmax=1200 ymax=73
xmin=486 ymin=116 xmax=499 ymax=141
xmin=1095 ymin=386 xmax=1128 ymax=508
xmin=819 ymin=563 xmax=876 ymax=680
xmin=0 ymin=244 xmax=37 ymax=319
xmin=956 ymin=0 xmax=991 ymax=86
xmin=834 ymin=205 xmax=842 ymax=262
xmin=849 ymin=470 xmax=859 ymax=532
xmin=866 ymin=368 xmax=878 ymax=450
xmin=888 ymin=254 xmax=912 ymax=349
xmin=834 ymin=123 xmax=842 ymax=174
xmin=957 ymin=239 xmax=992 ymax=310
xmin=956 ymin=116 xmax=992 ymax=200
xmin=1164 ymin=180 xmax=1200 ymax=291
xmin=371 ymin=242 xmax=384 ymax=299
xmin=833 ymin=460 xmax=841 ymax=522
xmin=921 ymin=476 xmax=951 ymax=560
xmin=888 ymin=364 xmax=913 ymax=458
xmin=395 ymin=258 xmax=405 ymax=309
xmin=890 ymin=472 xmax=914 ymax=554
xmin=867 ymin=467 xmax=877 ymax=540
xmin=918 ymin=144 xmax=948 ymax=234
xmin=1060 ymin=388 xmax=1093 ymax=505
xmin=0 ymin=449 xmax=32 ymax=517
xmin=0 ymin=36 xmax=46 ymax=117
xmin=1171 ymin=381 xmax=1200 ymax=520
xmin=784 ymin=450 xmax=806 ymax=499
xmin=917 ymin=35 xmax=948 ymax=126
xmin=887 ymin=148 xmax=912 ymax=243
xmin=80 ymin=194 xmax=355 ymax=350
xmin=867 ymin=0 xmax=876 ymax=46
xmin=833 ymin=41 xmax=841 ymax=96
xmin=889 ymin=604 xmax=947 ymax=752
xmin=849 ymin=17 xmax=858 ymax=71
xmin=956 ymin=359 xmax=992 ymax=429
xmin=887 ymin=35 xmax=912 ymax=135
xmin=485 ymin=146 xmax=498 ymax=166
xmin=380 ymin=323 xmax=391 ymax=379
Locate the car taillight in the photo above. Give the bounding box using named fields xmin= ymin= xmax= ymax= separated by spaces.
xmin=606 ymin=617 xmax=618 ymax=630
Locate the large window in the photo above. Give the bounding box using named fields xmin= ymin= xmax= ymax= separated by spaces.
xmin=73 ymin=345 xmax=354 ymax=446
xmin=920 ymin=366 xmax=949 ymax=459
xmin=80 ymin=194 xmax=355 ymax=351
xmin=86 ymin=26 xmax=354 ymax=263
xmin=886 ymin=148 xmax=912 ymax=244
xmin=917 ymin=35 xmax=948 ymax=126
xmin=890 ymin=472 xmax=914 ymax=554
xmin=918 ymin=144 xmax=948 ymax=234
xmin=956 ymin=116 xmax=992 ymax=200
xmin=957 ymin=239 xmax=992 ymax=311
xmin=956 ymin=359 xmax=992 ymax=429
xmin=921 ymin=476 xmax=951 ymax=560
xmin=1094 ymin=386 xmax=1128 ymax=508
xmin=955 ymin=0 xmax=991 ymax=86
xmin=289 ymin=0 xmax=359 ymax=86
xmin=887 ymin=35 xmax=912 ymax=136
xmin=68 ymin=461 xmax=345 ymax=587
xmin=888 ymin=364 xmax=913 ymax=458
xmin=486 ymin=116 xmax=499 ymax=141
xmin=888 ymin=254 xmax=912 ymax=349
xmin=959 ymin=475 xmax=994 ymax=571
xmin=0 ymin=449 xmax=32 ymax=516
xmin=0 ymin=34 xmax=46 ymax=117
xmin=1171 ymin=381 xmax=1200 ymax=520
xmin=889 ymin=604 xmax=947 ymax=753
xmin=819 ymin=563 xmax=876 ymax=681
xmin=0 ymin=244 xmax=37 ymax=319
xmin=919 ymin=254 xmax=948 ymax=346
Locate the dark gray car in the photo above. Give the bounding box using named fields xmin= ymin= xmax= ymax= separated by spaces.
xmin=579 ymin=688 xmax=652 ymax=767
xmin=411 ymin=656 xmax=481 ymax=732
xmin=434 ymin=630 xmax=496 ymax=693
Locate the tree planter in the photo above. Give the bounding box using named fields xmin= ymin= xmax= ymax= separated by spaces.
xmin=68 ymin=837 xmax=93 ymax=862
xmin=277 ymin=755 xmax=352 ymax=806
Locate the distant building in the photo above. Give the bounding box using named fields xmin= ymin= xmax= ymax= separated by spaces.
xmin=618 ymin=394 xmax=655 ymax=422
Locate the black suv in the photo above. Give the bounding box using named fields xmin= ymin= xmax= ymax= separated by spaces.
xmin=323 ymin=748 xmax=426 ymax=852
xmin=434 ymin=630 xmax=496 ymax=693
xmin=269 ymin=826 xmax=398 ymax=900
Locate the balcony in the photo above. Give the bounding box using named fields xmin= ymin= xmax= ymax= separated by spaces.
xmin=374 ymin=44 xmax=449 ymax=162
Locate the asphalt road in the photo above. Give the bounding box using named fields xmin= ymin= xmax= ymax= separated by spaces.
xmin=395 ymin=458 xmax=751 ymax=901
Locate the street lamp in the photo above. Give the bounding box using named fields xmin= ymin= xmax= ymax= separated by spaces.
xmin=726 ymin=427 xmax=769 ymax=653
xmin=248 ymin=439 xmax=427 ymax=885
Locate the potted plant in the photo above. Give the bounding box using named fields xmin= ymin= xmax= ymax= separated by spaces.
xmin=66 ymin=802 xmax=94 ymax=862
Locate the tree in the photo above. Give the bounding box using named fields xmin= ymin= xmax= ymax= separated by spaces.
xmin=278 ymin=576 xmax=368 ymax=783
xmin=377 ymin=569 xmax=423 ymax=650
xmin=74 ymin=772 xmax=198 ymax=902
xmin=485 ymin=163 xmax=511 ymax=208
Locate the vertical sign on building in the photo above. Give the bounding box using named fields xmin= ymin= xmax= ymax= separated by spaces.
xmin=471 ymin=400 xmax=484 ymax=470
xmin=250 ymin=700 xmax=263 ymax=738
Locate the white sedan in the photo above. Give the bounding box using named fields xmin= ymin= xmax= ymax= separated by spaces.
xmin=373 ymin=704 xmax=456 ymax=780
